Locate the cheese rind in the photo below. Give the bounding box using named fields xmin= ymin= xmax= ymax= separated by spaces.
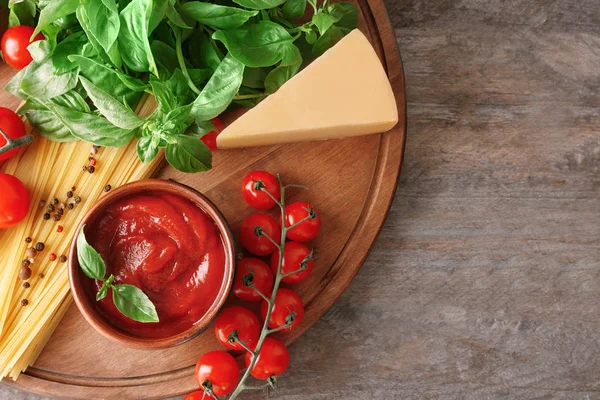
xmin=216 ymin=29 xmax=398 ymax=149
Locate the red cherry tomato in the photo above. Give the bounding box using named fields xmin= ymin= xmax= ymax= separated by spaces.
xmin=1 ymin=26 xmax=44 ymax=70
xmin=184 ymin=390 xmax=208 ymax=400
xmin=245 ymin=337 xmax=290 ymax=380
xmin=260 ymin=288 xmax=304 ymax=332
xmin=195 ymin=351 xmax=240 ymax=397
xmin=214 ymin=306 xmax=261 ymax=351
xmin=239 ymin=213 xmax=281 ymax=256
xmin=241 ymin=170 xmax=281 ymax=211
xmin=284 ymin=202 xmax=320 ymax=242
xmin=0 ymin=173 xmax=30 ymax=229
xmin=271 ymin=241 xmax=314 ymax=284
xmin=0 ymin=107 xmax=27 ymax=161
xmin=200 ymin=117 xmax=223 ymax=150
xmin=233 ymin=257 xmax=274 ymax=302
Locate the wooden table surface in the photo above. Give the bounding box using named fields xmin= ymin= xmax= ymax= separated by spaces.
xmin=3 ymin=0 xmax=600 ymax=399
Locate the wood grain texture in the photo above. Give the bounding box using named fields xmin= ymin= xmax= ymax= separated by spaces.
xmin=4 ymin=0 xmax=600 ymax=399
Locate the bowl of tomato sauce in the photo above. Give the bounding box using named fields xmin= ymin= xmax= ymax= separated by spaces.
xmin=68 ymin=179 xmax=235 ymax=349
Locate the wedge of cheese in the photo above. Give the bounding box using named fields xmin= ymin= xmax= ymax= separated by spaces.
xmin=216 ymin=29 xmax=398 ymax=149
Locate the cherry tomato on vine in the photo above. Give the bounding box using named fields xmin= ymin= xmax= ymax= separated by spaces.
xmin=241 ymin=170 xmax=281 ymax=210
xmin=214 ymin=306 xmax=261 ymax=351
xmin=260 ymin=288 xmax=304 ymax=332
xmin=184 ymin=390 xmax=208 ymax=400
xmin=200 ymin=117 xmax=223 ymax=150
xmin=233 ymin=257 xmax=274 ymax=302
xmin=271 ymin=241 xmax=314 ymax=284
xmin=0 ymin=173 xmax=30 ymax=229
xmin=1 ymin=26 xmax=44 ymax=70
xmin=239 ymin=213 xmax=281 ymax=256
xmin=284 ymin=202 xmax=320 ymax=242
xmin=195 ymin=351 xmax=240 ymax=397
xmin=0 ymin=107 xmax=27 ymax=161
xmin=245 ymin=337 xmax=290 ymax=380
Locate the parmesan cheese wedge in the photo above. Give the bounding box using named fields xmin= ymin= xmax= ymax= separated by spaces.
xmin=216 ymin=29 xmax=398 ymax=149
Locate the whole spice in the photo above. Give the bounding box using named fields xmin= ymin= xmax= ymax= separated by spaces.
xmin=22 ymin=282 xmax=30 ymax=288
xmin=59 ymin=255 xmax=67 ymax=263
xmin=90 ymin=158 xmax=97 ymax=166
xmin=39 ymin=200 xmax=45 ymax=207
xmin=57 ymin=225 xmax=64 ymax=233
xmin=57 ymin=208 xmax=64 ymax=215
xmin=20 ymin=299 xmax=28 ymax=306
xmin=25 ymin=247 xmax=36 ymax=258
xmin=35 ymin=242 xmax=44 ymax=251
xmin=52 ymin=214 xmax=61 ymax=222
xmin=21 ymin=259 xmax=30 ymax=267
xmin=104 ymin=184 xmax=112 ymax=192
xmin=19 ymin=266 xmax=32 ymax=280
xmin=46 ymin=204 xmax=55 ymax=213
xmin=25 ymin=237 xmax=32 ymax=243
xmin=67 ymin=203 xmax=74 ymax=210
xmin=43 ymin=213 xmax=51 ymax=220
xmin=51 ymin=198 xmax=58 ymax=205
xmin=38 ymin=273 xmax=44 ymax=279
xmin=49 ymin=253 xmax=57 ymax=261
xmin=74 ymin=196 xmax=81 ymax=204
xmin=87 ymin=165 xmax=95 ymax=174
xmin=66 ymin=191 xmax=73 ymax=198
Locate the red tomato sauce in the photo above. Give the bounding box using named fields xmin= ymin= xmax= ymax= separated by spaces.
xmin=85 ymin=192 xmax=226 ymax=338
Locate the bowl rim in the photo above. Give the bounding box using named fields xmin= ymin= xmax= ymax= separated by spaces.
xmin=68 ymin=179 xmax=236 ymax=349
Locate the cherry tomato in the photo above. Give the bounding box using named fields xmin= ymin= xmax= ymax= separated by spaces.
xmin=214 ymin=306 xmax=261 ymax=351
xmin=200 ymin=117 xmax=224 ymax=150
xmin=0 ymin=173 xmax=29 ymax=229
xmin=233 ymin=258 xmax=274 ymax=302
xmin=241 ymin=170 xmax=281 ymax=211
xmin=284 ymin=202 xmax=320 ymax=242
xmin=1 ymin=26 xmax=44 ymax=70
xmin=239 ymin=213 xmax=281 ymax=256
xmin=184 ymin=390 xmax=208 ymax=400
xmin=0 ymin=107 xmax=27 ymax=161
xmin=195 ymin=351 xmax=239 ymax=397
xmin=271 ymin=241 xmax=314 ymax=284
xmin=245 ymin=337 xmax=290 ymax=380
xmin=260 ymin=288 xmax=304 ymax=332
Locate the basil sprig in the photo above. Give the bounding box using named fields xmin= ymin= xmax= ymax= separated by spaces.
xmin=76 ymin=227 xmax=159 ymax=323
xmin=6 ymin=0 xmax=358 ymax=173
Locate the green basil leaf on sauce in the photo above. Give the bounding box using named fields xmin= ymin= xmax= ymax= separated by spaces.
xmin=96 ymin=275 xmax=114 ymax=301
xmin=76 ymin=227 xmax=107 ymax=281
xmin=112 ymin=284 xmax=159 ymax=323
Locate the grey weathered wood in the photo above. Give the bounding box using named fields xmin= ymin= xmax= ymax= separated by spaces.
xmin=3 ymin=0 xmax=600 ymax=398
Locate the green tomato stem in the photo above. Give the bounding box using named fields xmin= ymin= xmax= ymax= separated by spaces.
xmin=233 ymin=92 xmax=269 ymax=101
xmin=0 ymin=128 xmax=34 ymax=156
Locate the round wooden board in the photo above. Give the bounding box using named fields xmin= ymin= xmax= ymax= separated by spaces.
xmin=3 ymin=0 xmax=406 ymax=397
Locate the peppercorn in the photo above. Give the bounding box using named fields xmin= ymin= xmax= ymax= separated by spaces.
xmin=25 ymin=237 xmax=32 ymax=243
xmin=57 ymin=225 xmax=64 ymax=233
xmin=91 ymin=145 xmax=98 ymax=156
xmin=22 ymin=259 xmax=30 ymax=267
xmin=38 ymin=273 xmax=44 ymax=279
xmin=52 ymin=214 xmax=61 ymax=222
xmin=82 ymin=166 xmax=87 ymax=171
xmin=67 ymin=203 xmax=74 ymax=210
xmin=74 ymin=196 xmax=81 ymax=204
xmin=88 ymin=165 xmax=95 ymax=173
xmin=25 ymin=247 xmax=36 ymax=258
xmin=21 ymin=299 xmax=28 ymax=306
xmin=90 ymin=158 xmax=97 ymax=166
xmin=104 ymin=185 xmax=112 ymax=192
xmin=57 ymin=208 xmax=64 ymax=215
xmin=51 ymin=198 xmax=58 ymax=205
xmin=66 ymin=191 xmax=73 ymax=198
xmin=49 ymin=253 xmax=57 ymax=261
xmin=46 ymin=204 xmax=55 ymax=213
xmin=59 ymin=202 xmax=66 ymax=209
xmin=19 ymin=266 xmax=32 ymax=280
xmin=71 ymin=186 xmax=76 ymax=191
xmin=43 ymin=213 xmax=51 ymax=220
xmin=39 ymin=200 xmax=46 ymax=207
xmin=59 ymin=255 xmax=67 ymax=263
xmin=22 ymin=282 xmax=30 ymax=289
xmin=35 ymin=242 xmax=45 ymax=251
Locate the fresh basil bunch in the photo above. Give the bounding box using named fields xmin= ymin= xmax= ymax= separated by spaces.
xmin=5 ymin=0 xmax=357 ymax=172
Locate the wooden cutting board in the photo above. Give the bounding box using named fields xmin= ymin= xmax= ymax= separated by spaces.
xmin=2 ymin=0 xmax=406 ymax=397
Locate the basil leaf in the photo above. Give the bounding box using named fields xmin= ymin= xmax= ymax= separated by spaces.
xmin=162 ymin=104 xmax=193 ymax=133
xmin=184 ymin=120 xmax=217 ymax=137
xmin=330 ymin=2 xmax=358 ymax=30
xmin=312 ymin=12 xmax=337 ymax=35
xmin=150 ymin=70 xmax=192 ymax=112
xmin=231 ymin=0 xmax=285 ymax=10
xmin=305 ymin=29 xmax=317 ymax=44
xmin=33 ymin=0 xmax=79 ymax=37
xmin=264 ymin=61 xmax=301 ymax=93
xmin=96 ymin=275 xmax=114 ymax=301
xmin=119 ymin=0 xmax=158 ymax=75
xmin=112 ymin=284 xmax=159 ymax=323
xmin=243 ymin=67 xmax=270 ymax=89
xmin=282 ymin=0 xmax=306 ymax=19
xmin=151 ymin=40 xmax=179 ymax=73
xmin=312 ymin=25 xmax=349 ymax=57
xmin=4 ymin=63 xmax=31 ymax=99
xmin=281 ymin=43 xmax=302 ymax=66
xmin=86 ymin=0 xmax=121 ymax=55
xmin=187 ymin=30 xmax=222 ymax=71
xmin=166 ymin=4 xmax=192 ymax=28
xmin=181 ymin=2 xmax=258 ymax=29
xmin=46 ymin=103 xmax=135 ymax=147
xmin=213 ymin=21 xmax=294 ymax=67
xmin=27 ymin=39 xmax=53 ymax=63
xmin=8 ymin=0 xmax=36 ymax=27
xmin=52 ymin=32 xmax=91 ymax=74
xmin=137 ymin=134 xmax=160 ymax=162
xmin=20 ymin=60 xmax=79 ymax=100
xmin=76 ymin=6 xmax=122 ymax=68
xmin=80 ymin=76 xmax=145 ymax=129
xmin=148 ymin=0 xmax=168 ymax=33
xmin=190 ymin=53 xmax=244 ymax=122
xmin=165 ymin=134 xmax=212 ymax=173
xmin=188 ymin=68 xmax=211 ymax=87
xmin=76 ymin=226 xmax=106 ymax=281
